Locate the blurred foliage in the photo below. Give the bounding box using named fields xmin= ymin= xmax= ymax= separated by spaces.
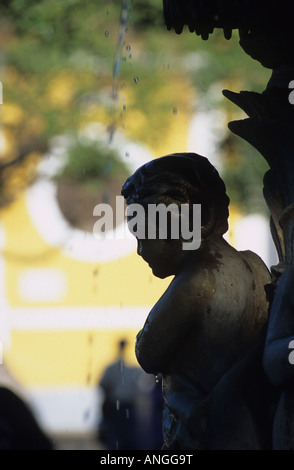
xmin=220 ymin=134 xmax=269 ymax=215
xmin=0 ymin=0 xmax=272 ymax=213
xmin=131 ymin=0 xmax=165 ymax=27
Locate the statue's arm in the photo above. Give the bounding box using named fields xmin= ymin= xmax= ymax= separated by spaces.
xmin=135 ymin=271 xmax=208 ymax=374
xmin=263 ymin=267 xmax=294 ymax=388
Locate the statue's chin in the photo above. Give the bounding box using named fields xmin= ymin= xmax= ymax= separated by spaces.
xmin=149 ymin=264 xmax=171 ymax=280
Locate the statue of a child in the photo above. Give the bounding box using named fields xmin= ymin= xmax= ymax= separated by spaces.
xmin=122 ymin=152 xmax=271 ymax=449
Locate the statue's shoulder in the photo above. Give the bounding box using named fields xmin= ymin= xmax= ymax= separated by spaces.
xmin=239 ymin=249 xmax=271 ymax=282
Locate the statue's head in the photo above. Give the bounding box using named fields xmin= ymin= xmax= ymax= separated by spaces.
xmin=121 ymin=153 xmax=230 ymax=278
xmin=122 ymin=152 xmax=229 ymax=235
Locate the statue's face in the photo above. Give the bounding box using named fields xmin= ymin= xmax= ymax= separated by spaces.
xmin=126 ymin=196 xmax=185 ymax=278
xmin=136 ymin=237 xmax=183 ymax=279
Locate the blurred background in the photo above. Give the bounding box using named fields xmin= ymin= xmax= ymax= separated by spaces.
xmin=0 ymin=0 xmax=278 ymax=450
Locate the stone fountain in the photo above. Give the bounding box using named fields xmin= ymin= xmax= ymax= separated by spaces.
xmin=134 ymin=0 xmax=294 ymax=449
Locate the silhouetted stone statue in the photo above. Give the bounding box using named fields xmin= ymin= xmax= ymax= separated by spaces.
xmin=163 ymin=0 xmax=294 ymax=68
xmin=263 ymin=265 xmax=294 ymax=449
xmin=161 ymin=0 xmax=294 ymax=450
xmin=122 ymin=153 xmax=273 ymax=449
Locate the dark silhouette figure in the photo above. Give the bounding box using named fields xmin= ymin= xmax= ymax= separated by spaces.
xmin=0 ymin=386 xmax=53 ymax=450
xmin=97 ymin=339 xmax=144 ymax=450
xmin=135 ymin=372 xmax=164 ymax=450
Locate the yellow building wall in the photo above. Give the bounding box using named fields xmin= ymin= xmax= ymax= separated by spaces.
xmin=0 ymin=191 xmax=171 ymax=388
xmin=0 ymin=76 xmax=195 ymax=432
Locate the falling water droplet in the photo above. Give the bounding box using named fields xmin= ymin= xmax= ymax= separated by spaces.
xmin=126 ymin=408 xmax=130 ymax=419
xmin=133 ymin=77 xmax=140 ymax=84
xmin=105 ymin=30 xmax=110 ymax=38
xmin=116 ymin=400 xmax=120 ymax=410
xmin=111 ymin=0 xmax=131 ymax=113
xmin=102 ymin=191 xmax=110 ymax=204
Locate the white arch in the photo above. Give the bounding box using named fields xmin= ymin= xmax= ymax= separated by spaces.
xmin=25 ymin=127 xmax=153 ymax=263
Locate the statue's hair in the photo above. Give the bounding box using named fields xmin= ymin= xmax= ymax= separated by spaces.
xmin=121 ymin=153 xmax=230 ymax=236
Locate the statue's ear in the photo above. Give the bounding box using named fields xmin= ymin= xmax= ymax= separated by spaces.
xmin=201 ymin=204 xmax=216 ymax=238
